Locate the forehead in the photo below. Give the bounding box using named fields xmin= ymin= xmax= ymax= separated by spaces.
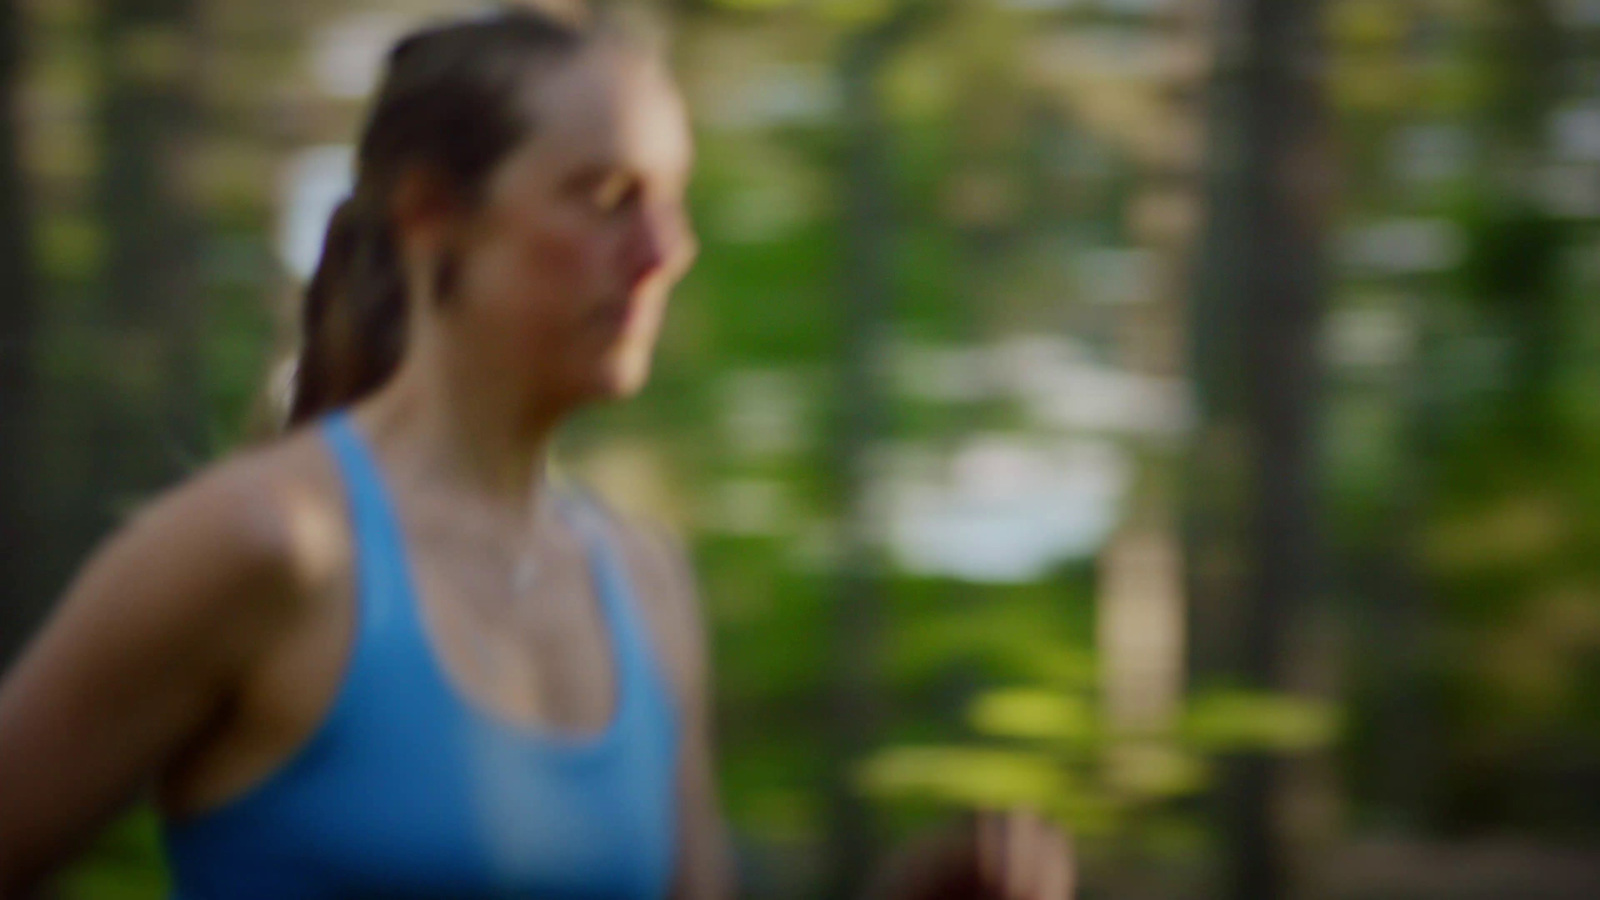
xmin=511 ymin=44 xmax=692 ymax=180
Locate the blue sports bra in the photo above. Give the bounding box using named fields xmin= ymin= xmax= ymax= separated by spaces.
xmin=161 ymin=413 xmax=681 ymax=899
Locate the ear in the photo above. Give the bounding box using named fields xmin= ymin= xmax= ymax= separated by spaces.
xmin=389 ymin=165 xmax=459 ymax=258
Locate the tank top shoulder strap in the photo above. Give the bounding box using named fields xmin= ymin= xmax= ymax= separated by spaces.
xmin=320 ymin=411 xmax=416 ymax=636
xmin=554 ymin=487 xmax=674 ymax=716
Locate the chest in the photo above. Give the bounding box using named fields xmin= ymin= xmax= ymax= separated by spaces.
xmin=406 ymin=526 xmax=621 ymax=736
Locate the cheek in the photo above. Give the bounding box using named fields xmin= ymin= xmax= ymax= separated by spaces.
xmin=497 ymin=226 xmax=625 ymax=370
xmin=520 ymin=223 xmax=593 ymax=293
xmin=470 ymin=224 xmax=594 ymax=333
xmin=518 ymin=203 xmax=630 ymax=296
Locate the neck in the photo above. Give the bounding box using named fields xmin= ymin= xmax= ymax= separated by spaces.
xmin=360 ymin=337 xmax=569 ymax=527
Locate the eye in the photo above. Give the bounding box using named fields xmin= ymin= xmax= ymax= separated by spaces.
xmin=591 ymin=171 xmax=640 ymax=214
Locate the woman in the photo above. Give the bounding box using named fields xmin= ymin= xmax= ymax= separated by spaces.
xmin=0 ymin=7 xmax=1072 ymax=899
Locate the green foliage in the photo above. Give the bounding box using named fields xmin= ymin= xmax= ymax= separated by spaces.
xmin=705 ymin=0 xmax=802 ymax=12
xmin=1181 ymin=690 xmax=1341 ymax=754
xmin=38 ymin=217 xmax=105 ymax=284
xmin=861 ymin=641 xmax=1339 ymax=842
xmin=969 ymin=688 xmax=1097 ymax=744
xmin=54 ymin=807 xmax=169 ymax=900
xmin=1453 ymin=196 xmax=1565 ymax=313
xmin=861 ymin=746 xmax=1072 ymax=810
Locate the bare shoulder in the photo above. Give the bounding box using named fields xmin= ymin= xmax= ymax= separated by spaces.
xmin=214 ymin=427 xmax=353 ymax=601
xmin=74 ymin=426 xmax=350 ymax=638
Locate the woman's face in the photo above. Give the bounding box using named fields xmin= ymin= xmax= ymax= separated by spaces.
xmin=441 ymin=42 xmax=696 ymax=410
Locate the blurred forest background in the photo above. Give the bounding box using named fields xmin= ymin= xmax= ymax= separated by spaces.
xmin=2 ymin=0 xmax=1599 ymax=897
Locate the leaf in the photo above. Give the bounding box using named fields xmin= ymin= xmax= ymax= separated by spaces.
xmin=858 ymin=746 xmax=1067 ymax=809
xmin=1181 ymin=690 xmax=1340 ymax=753
xmin=968 ymin=688 xmax=1098 ymax=743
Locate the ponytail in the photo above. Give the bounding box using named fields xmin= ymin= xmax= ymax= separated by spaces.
xmin=285 ymin=194 xmax=408 ymax=427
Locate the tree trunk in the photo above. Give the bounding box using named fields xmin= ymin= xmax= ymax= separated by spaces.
xmin=825 ymin=25 xmax=894 ymax=900
xmin=1186 ymin=0 xmax=1328 ymax=897
xmin=825 ymin=6 xmax=941 ymax=896
xmin=0 ymin=0 xmax=40 ymax=670
xmin=90 ymin=0 xmax=205 ymax=529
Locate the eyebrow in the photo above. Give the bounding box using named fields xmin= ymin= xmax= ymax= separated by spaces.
xmin=558 ymin=163 xmax=620 ymax=192
xmin=558 ymin=156 xmax=690 ymax=193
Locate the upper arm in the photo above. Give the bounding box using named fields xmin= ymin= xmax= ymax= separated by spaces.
xmin=0 ymin=463 xmax=302 ymax=893
xmin=619 ymin=519 xmax=732 ymax=900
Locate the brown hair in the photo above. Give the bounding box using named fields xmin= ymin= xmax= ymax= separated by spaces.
xmin=286 ymin=6 xmax=589 ymax=427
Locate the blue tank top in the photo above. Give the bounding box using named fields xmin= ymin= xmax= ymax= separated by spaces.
xmin=161 ymin=413 xmax=681 ymax=899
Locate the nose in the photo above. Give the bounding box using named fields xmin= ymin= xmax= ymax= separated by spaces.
xmin=624 ymin=202 xmax=693 ymax=293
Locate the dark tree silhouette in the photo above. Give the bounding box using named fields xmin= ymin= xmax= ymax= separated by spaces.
xmin=1186 ymin=0 xmax=1329 ymax=896
xmin=0 ymin=0 xmax=41 ymax=671
xmin=89 ymin=0 xmax=206 ymax=529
